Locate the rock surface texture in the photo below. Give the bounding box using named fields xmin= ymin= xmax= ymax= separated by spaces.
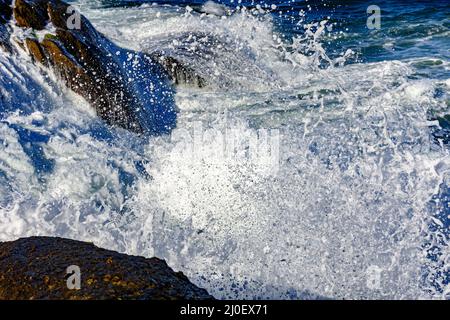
xmin=0 ymin=0 xmax=12 ymax=51
xmin=0 ymin=0 xmax=207 ymax=134
xmin=0 ymin=237 xmax=213 ymax=300
xmin=12 ymin=0 xmax=178 ymax=135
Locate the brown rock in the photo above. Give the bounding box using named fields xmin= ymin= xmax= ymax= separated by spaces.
xmin=13 ymin=0 xmax=48 ymax=29
xmin=0 ymin=236 xmax=213 ymax=300
xmin=152 ymin=53 xmax=206 ymax=88
xmin=12 ymin=0 xmax=206 ymax=135
xmin=13 ymin=0 xmax=178 ymax=135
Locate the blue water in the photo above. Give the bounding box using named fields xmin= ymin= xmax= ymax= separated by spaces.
xmin=97 ymin=0 xmax=450 ymax=60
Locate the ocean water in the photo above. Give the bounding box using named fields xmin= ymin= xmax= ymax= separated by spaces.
xmin=0 ymin=0 xmax=449 ymax=299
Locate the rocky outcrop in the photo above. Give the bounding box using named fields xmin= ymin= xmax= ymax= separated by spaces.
xmin=12 ymin=0 xmax=178 ymax=135
xmin=13 ymin=0 xmax=48 ymax=29
xmin=0 ymin=0 xmax=12 ymax=51
xmin=1 ymin=0 xmax=207 ymax=134
xmin=0 ymin=237 xmax=213 ymax=300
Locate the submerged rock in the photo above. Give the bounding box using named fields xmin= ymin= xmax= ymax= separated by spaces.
xmin=12 ymin=0 xmax=179 ymax=135
xmin=151 ymin=52 xmax=206 ymax=88
xmin=0 ymin=237 xmax=213 ymax=300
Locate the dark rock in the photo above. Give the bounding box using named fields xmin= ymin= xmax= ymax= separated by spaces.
xmin=13 ymin=0 xmax=178 ymax=135
xmin=0 ymin=237 xmax=213 ymax=300
xmin=25 ymin=38 xmax=47 ymax=64
xmin=151 ymin=52 xmax=206 ymax=88
xmin=0 ymin=0 xmax=12 ymax=51
xmin=13 ymin=0 xmax=47 ymax=29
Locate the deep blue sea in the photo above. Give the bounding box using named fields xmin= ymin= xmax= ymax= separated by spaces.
xmin=97 ymin=0 xmax=450 ymax=60
xmin=0 ymin=0 xmax=449 ymax=299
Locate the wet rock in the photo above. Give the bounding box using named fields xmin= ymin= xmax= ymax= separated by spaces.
xmin=13 ymin=0 xmax=178 ymax=135
xmin=151 ymin=52 xmax=206 ymax=88
xmin=0 ymin=237 xmax=213 ymax=300
xmin=13 ymin=0 xmax=47 ymax=29
xmin=25 ymin=38 xmax=47 ymax=64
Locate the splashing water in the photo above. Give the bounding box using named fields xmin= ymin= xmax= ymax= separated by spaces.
xmin=0 ymin=0 xmax=449 ymax=299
